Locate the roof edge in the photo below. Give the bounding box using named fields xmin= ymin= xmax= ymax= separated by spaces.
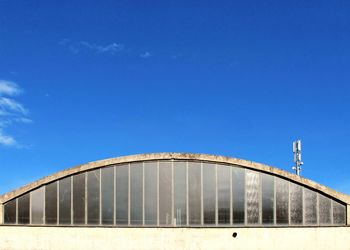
xmin=1 ymin=152 xmax=349 ymax=204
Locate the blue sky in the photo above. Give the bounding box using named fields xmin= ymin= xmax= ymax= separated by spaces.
xmin=0 ymin=0 xmax=350 ymax=195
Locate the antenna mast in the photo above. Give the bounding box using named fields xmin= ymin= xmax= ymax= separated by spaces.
xmin=292 ymin=140 xmax=303 ymax=176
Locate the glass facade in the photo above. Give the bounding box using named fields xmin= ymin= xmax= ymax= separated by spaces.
xmin=2 ymin=160 xmax=347 ymax=227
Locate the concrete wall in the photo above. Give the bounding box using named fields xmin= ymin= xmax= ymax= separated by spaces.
xmin=0 ymin=226 xmax=349 ymax=250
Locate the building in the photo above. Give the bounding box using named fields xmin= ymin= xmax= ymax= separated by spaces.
xmin=0 ymin=153 xmax=349 ymax=250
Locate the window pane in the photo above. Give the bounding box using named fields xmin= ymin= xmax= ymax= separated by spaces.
xmin=45 ymin=182 xmax=57 ymax=224
xmin=290 ymin=183 xmax=302 ymax=225
xmin=4 ymin=199 xmax=16 ymax=224
xmin=116 ymin=164 xmax=128 ymax=225
xmin=246 ymin=170 xmax=260 ymax=224
xmin=31 ymin=187 xmax=44 ymax=224
xmin=262 ymin=174 xmax=274 ymax=224
xmin=18 ymin=193 xmax=30 ymax=224
xmin=159 ymin=161 xmax=172 ymax=225
xmin=59 ymin=177 xmax=71 ymax=225
xmin=101 ymin=166 xmax=114 ymax=225
xmin=333 ymin=201 xmax=346 ymax=225
xmin=276 ymin=178 xmax=289 ymax=224
xmin=144 ymin=162 xmax=157 ymax=225
xmin=87 ymin=169 xmax=100 ymax=224
xmin=188 ymin=162 xmax=201 ymax=225
xmin=203 ymin=163 xmax=216 ymax=225
xmin=174 ymin=161 xmax=187 ymax=226
xmin=130 ymin=163 xmax=143 ymax=225
xmin=319 ymin=194 xmax=331 ymax=225
xmin=232 ymin=167 xmax=245 ymax=224
xmin=217 ymin=165 xmax=230 ymax=224
xmin=304 ymin=189 xmax=317 ymax=225
xmin=73 ymin=173 xmax=85 ymax=225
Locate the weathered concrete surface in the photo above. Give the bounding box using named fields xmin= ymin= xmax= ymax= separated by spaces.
xmin=1 ymin=153 xmax=349 ymax=205
xmin=0 ymin=226 xmax=349 ymax=250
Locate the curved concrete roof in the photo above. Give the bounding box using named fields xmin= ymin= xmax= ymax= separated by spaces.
xmin=1 ymin=152 xmax=349 ymax=205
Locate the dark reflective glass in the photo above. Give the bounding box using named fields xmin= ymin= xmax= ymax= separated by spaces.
xmin=87 ymin=169 xmax=100 ymax=224
xmin=290 ymin=183 xmax=302 ymax=225
xmin=73 ymin=173 xmax=85 ymax=224
xmin=246 ymin=171 xmax=260 ymax=224
xmin=101 ymin=167 xmax=114 ymax=225
xmin=159 ymin=161 xmax=172 ymax=225
xmin=262 ymin=174 xmax=274 ymax=224
xmin=145 ymin=162 xmax=157 ymax=225
xmin=217 ymin=165 xmax=230 ymax=224
xmin=45 ymin=182 xmax=57 ymax=224
xmin=59 ymin=177 xmax=71 ymax=225
xmin=188 ymin=162 xmax=201 ymax=225
xmin=304 ymin=189 xmax=317 ymax=225
xmin=18 ymin=193 xmax=30 ymax=224
xmin=319 ymin=194 xmax=331 ymax=225
xmin=4 ymin=199 xmax=16 ymax=224
xmin=203 ymin=163 xmax=216 ymax=225
xmin=232 ymin=167 xmax=245 ymax=224
xmin=276 ymin=178 xmax=289 ymax=224
xmin=333 ymin=201 xmax=346 ymax=225
xmin=174 ymin=161 xmax=187 ymax=226
xmin=130 ymin=163 xmax=143 ymax=225
xmin=116 ymin=164 xmax=128 ymax=225
xmin=31 ymin=187 xmax=44 ymax=224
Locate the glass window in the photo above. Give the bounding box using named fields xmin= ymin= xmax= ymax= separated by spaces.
xmin=87 ymin=169 xmax=100 ymax=224
xmin=232 ymin=167 xmax=245 ymax=224
xmin=144 ymin=162 xmax=157 ymax=225
xmin=188 ymin=162 xmax=201 ymax=225
xmin=290 ymin=183 xmax=302 ymax=225
xmin=304 ymin=189 xmax=317 ymax=225
xmin=31 ymin=187 xmax=44 ymax=224
xmin=174 ymin=161 xmax=187 ymax=226
xmin=116 ymin=164 xmax=128 ymax=225
xmin=130 ymin=163 xmax=143 ymax=225
xmin=101 ymin=167 xmax=114 ymax=225
xmin=319 ymin=194 xmax=331 ymax=225
xmin=4 ymin=199 xmax=16 ymax=224
xmin=262 ymin=173 xmax=274 ymax=224
xmin=203 ymin=163 xmax=216 ymax=225
xmin=18 ymin=193 xmax=30 ymax=224
xmin=246 ymin=170 xmax=260 ymax=224
xmin=59 ymin=177 xmax=71 ymax=225
xmin=333 ymin=200 xmax=346 ymax=225
xmin=159 ymin=161 xmax=172 ymax=225
xmin=276 ymin=178 xmax=289 ymax=224
xmin=45 ymin=182 xmax=57 ymax=224
xmin=73 ymin=173 xmax=85 ymax=225
xmin=217 ymin=165 xmax=230 ymax=224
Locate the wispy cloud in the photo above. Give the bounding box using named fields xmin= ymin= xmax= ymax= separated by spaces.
xmin=0 ymin=129 xmax=16 ymax=146
xmin=59 ymin=39 xmax=124 ymax=55
xmin=80 ymin=41 xmax=124 ymax=54
xmin=0 ymin=80 xmax=21 ymax=96
xmin=140 ymin=51 xmax=152 ymax=58
xmin=0 ymin=80 xmax=31 ymax=147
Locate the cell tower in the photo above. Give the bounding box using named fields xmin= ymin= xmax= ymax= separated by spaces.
xmin=292 ymin=140 xmax=303 ymax=176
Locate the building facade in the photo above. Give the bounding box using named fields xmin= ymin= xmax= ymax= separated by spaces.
xmin=0 ymin=153 xmax=349 ymax=250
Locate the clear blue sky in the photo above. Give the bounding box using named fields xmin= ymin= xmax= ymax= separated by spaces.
xmin=0 ymin=0 xmax=349 ymax=195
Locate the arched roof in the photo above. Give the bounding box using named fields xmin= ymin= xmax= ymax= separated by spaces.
xmin=1 ymin=152 xmax=349 ymax=205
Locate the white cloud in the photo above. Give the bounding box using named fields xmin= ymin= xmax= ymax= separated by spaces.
xmin=80 ymin=41 xmax=124 ymax=54
xmin=0 ymin=80 xmax=22 ymax=96
xmin=140 ymin=51 xmax=152 ymax=58
xmin=0 ymin=80 xmax=30 ymax=147
xmin=58 ymin=38 xmax=71 ymax=46
xmin=0 ymin=97 xmax=28 ymax=116
xmin=0 ymin=129 xmax=16 ymax=146
xmin=59 ymin=39 xmax=125 ymax=55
